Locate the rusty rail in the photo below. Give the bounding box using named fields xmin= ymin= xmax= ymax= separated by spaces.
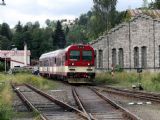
xmin=24 ymin=83 xmax=89 ymax=119
xmin=90 ymin=87 xmax=142 ymax=120
xmin=95 ymin=86 xmax=160 ymax=103
xmin=72 ymin=87 xmax=97 ymax=120
xmin=11 ymin=84 xmax=48 ymax=120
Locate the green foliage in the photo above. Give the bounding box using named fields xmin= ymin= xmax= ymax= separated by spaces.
xmin=0 ymin=62 xmax=5 ymax=71
xmin=0 ymin=78 xmax=13 ymax=120
xmin=53 ymin=21 xmax=66 ymax=49
xmin=0 ymin=104 xmax=13 ymax=120
xmin=149 ymin=0 xmax=160 ymax=9
xmin=93 ymin=0 xmax=117 ymax=30
xmin=152 ymin=73 xmax=160 ymax=83
xmin=94 ymin=72 xmax=118 ymax=84
xmin=114 ymin=65 xmax=124 ymax=72
xmin=12 ymin=73 xmax=57 ymax=90
xmin=0 ymin=23 xmax=12 ymax=40
xmin=95 ymin=72 xmax=160 ymax=91
xmin=67 ymin=24 xmax=89 ymax=45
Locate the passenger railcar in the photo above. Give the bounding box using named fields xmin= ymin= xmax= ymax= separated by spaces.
xmin=39 ymin=44 xmax=95 ymax=83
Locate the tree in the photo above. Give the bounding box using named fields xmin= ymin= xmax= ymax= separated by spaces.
xmin=93 ymin=0 xmax=117 ymax=31
xmin=0 ymin=23 xmax=12 ymax=40
xmin=149 ymin=0 xmax=160 ymax=9
xmin=15 ymin=21 xmax=23 ymax=33
xmin=53 ymin=21 xmax=66 ymax=49
xmin=0 ymin=35 xmax=10 ymax=50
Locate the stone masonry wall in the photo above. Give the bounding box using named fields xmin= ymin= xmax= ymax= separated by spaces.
xmin=91 ymin=14 xmax=160 ymax=71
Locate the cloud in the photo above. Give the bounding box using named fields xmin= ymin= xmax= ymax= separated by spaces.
xmin=0 ymin=0 xmax=93 ymax=28
xmin=117 ymin=0 xmax=142 ymax=11
xmin=0 ymin=0 xmax=143 ymax=28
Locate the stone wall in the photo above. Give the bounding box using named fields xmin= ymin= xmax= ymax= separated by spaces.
xmin=91 ymin=14 xmax=160 ymax=71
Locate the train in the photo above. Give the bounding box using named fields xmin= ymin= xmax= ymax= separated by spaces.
xmin=39 ymin=44 xmax=95 ymax=83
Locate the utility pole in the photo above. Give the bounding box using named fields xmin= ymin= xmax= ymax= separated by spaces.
xmin=0 ymin=0 xmax=6 ymax=6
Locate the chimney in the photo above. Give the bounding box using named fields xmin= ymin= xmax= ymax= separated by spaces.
xmin=24 ymin=42 xmax=27 ymax=66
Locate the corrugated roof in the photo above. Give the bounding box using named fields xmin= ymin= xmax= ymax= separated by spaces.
xmin=128 ymin=9 xmax=160 ymax=18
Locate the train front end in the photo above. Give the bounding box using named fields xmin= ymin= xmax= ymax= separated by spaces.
xmin=65 ymin=44 xmax=95 ymax=83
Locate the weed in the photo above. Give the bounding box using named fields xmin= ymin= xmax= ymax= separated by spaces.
xmin=95 ymin=71 xmax=160 ymax=91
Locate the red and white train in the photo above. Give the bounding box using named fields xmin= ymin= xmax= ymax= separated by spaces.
xmin=39 ymin=44 xmax=95 ymax=83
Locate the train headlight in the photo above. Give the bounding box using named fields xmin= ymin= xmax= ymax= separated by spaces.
xmin=72 ymin=63 xmax=74 ymax=66
xmin=88 ymin=63 xmax=90 ymax=66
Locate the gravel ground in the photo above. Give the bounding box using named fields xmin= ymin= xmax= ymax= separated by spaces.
xmin=12 ymin=92 xmax=28 ymax=112
xmin=47 ymin=81 xmax=77 ymax=108
xmin=12 ymin=81 xmax=79 ymax=120
xmin=101 ymin=91 xmax=160 ymax=120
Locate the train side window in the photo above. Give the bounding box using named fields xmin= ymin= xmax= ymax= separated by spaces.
xmin=55 ymin=58 xmax=56 ymax=64
xmin=52 ymin=57 xmax=55 ymax=65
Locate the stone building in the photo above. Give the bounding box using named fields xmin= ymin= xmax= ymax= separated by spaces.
xmin=90 ymin=9 xmax=160 ymax=71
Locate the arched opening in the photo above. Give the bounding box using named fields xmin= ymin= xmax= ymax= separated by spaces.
xmin=112 ymin=48 xmax=116 ymax=67
xmin=141 ymin=46 xmax=147 ymax=68
xmin=134 ymin=47 xmax=139 ymax=68
xmin=98 ymin=50 xmax=103 ymax=68
xmin=118 ymin=48 xmax=124 ymax=68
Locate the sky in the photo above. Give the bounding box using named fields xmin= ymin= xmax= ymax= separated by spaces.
xmin=0 ymin=0 xmax=153 ymax=28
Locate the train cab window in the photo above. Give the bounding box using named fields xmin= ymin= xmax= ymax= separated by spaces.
xmin=82 ymin=50 xmax=92 ymax=61
xmin=69 ymin=50 xmax=80 ymax=60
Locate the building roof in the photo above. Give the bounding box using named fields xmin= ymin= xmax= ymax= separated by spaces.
xmin=0 ymin=50 xmax=31 ymax=57
xmin=127 ymin=9 xmax=160 ymax=18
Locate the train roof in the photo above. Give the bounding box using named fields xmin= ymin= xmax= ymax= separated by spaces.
xmin=39 ymin=44 xmax=92 ymax=60
xmin=39 ymin=49 xmax=65 ymax=60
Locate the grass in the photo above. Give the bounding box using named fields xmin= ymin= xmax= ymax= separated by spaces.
xmin=0 ymin=72 xmax=58 ymax=120
xmin=1 ymin=71 xmax=160 ymax=119
xmin=11 ymin=73 xmax=58 ymax=90
xmin=95 ymin=71 xmax=160 ymax=92
xmin=0 ymin=74 xmax=13 ymax=120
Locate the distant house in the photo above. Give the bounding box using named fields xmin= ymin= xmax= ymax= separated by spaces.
xmin=0 ymin=44 xmax=30 ymax=69
xmin=90 ymin=9 xmax=160 ymax=71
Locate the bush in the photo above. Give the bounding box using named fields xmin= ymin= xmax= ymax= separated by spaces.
xmin=0 ymin=104 xmax=13 ymax=120
xmin=94 ymin=72 xmax=118 ymax=84
xmin=0 ymin=62 xmax=5 ymax=72
xmin=114 ymin=65 xmax=124 ymax=72
xmin=12 ymin=73 xmax=57 ymax=90
xmin=152 ymin=73 xmax=160 ymax=83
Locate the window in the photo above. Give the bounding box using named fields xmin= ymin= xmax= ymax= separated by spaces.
xmin=118 ymin=48 xmax=124 ymax=68
xmin=55 ymin=58 xmax=56 ymax=64
xmin=134 ymin=47 xmax=139 ymax=68
xmin=69 ymin=50 xmax=80 ymax=60
xmin=94 ymin=50 xmax=97 ymax=68
xmin=141 ymin=46 xmax=147 ymax=68
xmin=82 ymin=50 xmax=92 ymax=61
xmin=112 ymin=48 xmax=116 ymax=67
xmin=98 ymin=50 xmax=103 ymax=68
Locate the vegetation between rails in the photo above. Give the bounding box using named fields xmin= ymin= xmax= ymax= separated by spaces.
xmin=95 ymin=71 xmax=160 ymax=92
xmin=0 ymin=73 xmax=58 ymax=120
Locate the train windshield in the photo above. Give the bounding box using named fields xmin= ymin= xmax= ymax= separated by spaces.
xmin=82 ymin=50 xmax=92 ymax=61
xmin=69 ymin=50 xmax=80 ymax=60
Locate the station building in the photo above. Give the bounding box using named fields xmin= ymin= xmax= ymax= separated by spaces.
xmin=90 ymin=9 xmax=160 ymax=71
xmin=0 ymin=44 xmax=31 ymax=69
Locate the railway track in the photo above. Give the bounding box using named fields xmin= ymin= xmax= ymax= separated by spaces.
xmin=72 ymin=86 xmax=141 ymax=120
xmin=94 ymin=86 xmax=160 ymax=103
xmin=11 ymin=83 xmax=89 ymax=120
